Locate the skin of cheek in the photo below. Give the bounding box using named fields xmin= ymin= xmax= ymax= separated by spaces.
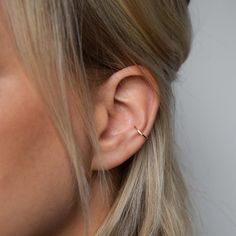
xmin=0 ymin=69 xmax=80 ymax=235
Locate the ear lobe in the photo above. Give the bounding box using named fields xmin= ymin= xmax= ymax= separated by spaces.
xmin=91 ymin=65 xmax=160 ymax=171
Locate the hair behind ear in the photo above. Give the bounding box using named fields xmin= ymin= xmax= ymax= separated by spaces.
xmin=95 ymin=90 xmax=192 ymax=235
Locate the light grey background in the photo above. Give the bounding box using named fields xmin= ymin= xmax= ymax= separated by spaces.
xmin=173 ymin=0 xmax=236 ymax=235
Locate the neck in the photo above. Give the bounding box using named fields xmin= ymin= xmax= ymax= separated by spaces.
xmin=49 ymin=170 xmax=120 ymax=236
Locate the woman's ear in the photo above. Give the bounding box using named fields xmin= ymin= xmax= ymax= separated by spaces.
xmin=91 ymin=65 xmax=160 ymax=171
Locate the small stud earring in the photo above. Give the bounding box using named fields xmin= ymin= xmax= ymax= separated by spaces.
xmin=134 ymin=126 xmax=148 ymax=140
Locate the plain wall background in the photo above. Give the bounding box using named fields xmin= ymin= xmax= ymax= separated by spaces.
xmin=173 ymin=0 xmax=236 ymax=235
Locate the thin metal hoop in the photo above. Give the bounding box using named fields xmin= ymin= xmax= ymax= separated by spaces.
xmin=134 ymin=126 xmax=147 ymax=140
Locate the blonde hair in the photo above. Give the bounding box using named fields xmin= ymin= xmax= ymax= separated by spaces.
xmin=2 ymin=0 xmax=192 ymax=235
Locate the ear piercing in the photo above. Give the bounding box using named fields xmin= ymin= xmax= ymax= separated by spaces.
xmin=134 ymin=126 xmax=147 ymax=140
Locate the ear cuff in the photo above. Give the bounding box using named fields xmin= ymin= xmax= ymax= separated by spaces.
xmin=134 ymin=126 xmax=148 ymax=140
